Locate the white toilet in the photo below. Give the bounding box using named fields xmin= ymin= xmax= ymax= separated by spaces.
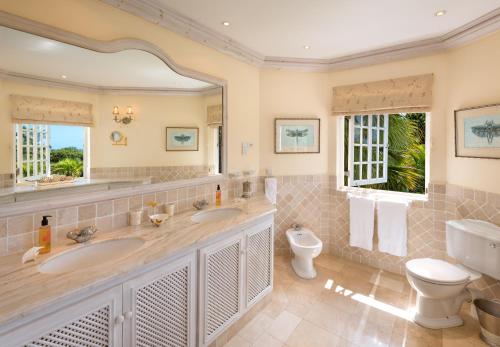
xmin=406 ymin=219 xmax=500 ymax=329
xmin=286 ymin=225 xmax=323 ymax=279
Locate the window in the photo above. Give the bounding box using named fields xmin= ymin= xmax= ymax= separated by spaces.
xmin=343 ymin=113 xmax=427 ymax=194
xmin=15 ymin=124 xmax=87 ymax=182
xmin=16 ymin=124 xmax=51 ymax=180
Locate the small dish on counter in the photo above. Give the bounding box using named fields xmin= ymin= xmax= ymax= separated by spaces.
xmin=149 ymin=213 xmax=169 ymax=227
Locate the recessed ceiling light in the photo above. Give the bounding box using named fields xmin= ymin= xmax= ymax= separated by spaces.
xmin=435 ymin=10 xmax=446 ymax=17
xmin=303 ymin=45 xmax=310 ymax=50
xmin=222 ymin=21 xmax=230 ymax=26
xmin=61 ymin=75 xmax=67 ymax=79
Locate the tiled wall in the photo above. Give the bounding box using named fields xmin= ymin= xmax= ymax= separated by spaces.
xmin=0 ymin=176 xmax=265 ymax=257
xmin=0 ymin=173 xmax=14 ymax=188
xmin=273 ymin=175 xmax=329 ymax=255
xmin=90 ymin=165 xmax=209 ymax=183
xmin=328 ymin=176 xmax=500 ymax=299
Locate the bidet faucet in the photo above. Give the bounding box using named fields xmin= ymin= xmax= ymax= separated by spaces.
xmin=67 ymin=225 xmax=98 ymax=243
xmin=291 ymin=223 xmax=302 ymax=231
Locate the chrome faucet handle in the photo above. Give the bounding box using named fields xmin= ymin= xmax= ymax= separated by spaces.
xmin=291 ymin=223 xmax=302 ymax=231
xmin=193 ymin=199 xmax=209 ymax=210
xmin=67 ymin=225 xmax=98 ymax=243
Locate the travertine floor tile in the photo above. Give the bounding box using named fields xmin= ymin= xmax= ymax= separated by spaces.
xmin=222 ymin=255 xmax=487 ymax=347
xmin=267 ymin=310 xmax=301 ymax=342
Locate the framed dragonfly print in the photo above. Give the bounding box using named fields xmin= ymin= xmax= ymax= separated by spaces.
xmin=166 ymin=127 xmax=199 ymax=151
xmin=455 ymin=104 xmax=500 ymax=159
xmin=274 ymin=118 xmax=320 ymax=154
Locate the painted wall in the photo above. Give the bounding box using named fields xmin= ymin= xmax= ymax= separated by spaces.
xmin=93 ymin=93 xmax=210 ymax=168
xmin=0 ymin=0 xmax=261 ymax=175
xmin=446 ymin=31 xmax=500 ymax=194
xmin=259 ymin=69 xmax=330 ymax=176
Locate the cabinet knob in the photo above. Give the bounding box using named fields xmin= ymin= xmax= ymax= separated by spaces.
xmin=115 ymin=314 xmax=125 ymax=324
xmin=124 ymin=311 xmax=133 ymax=320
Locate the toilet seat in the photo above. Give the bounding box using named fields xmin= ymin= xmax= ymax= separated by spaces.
xmin=406 ymin=258 xmax=470 ymax=285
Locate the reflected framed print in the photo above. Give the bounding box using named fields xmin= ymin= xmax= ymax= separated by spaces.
xmin=455 ymin=104 xmax=500 ymax=159
xmin=166 ymin=127 xmax=199 ymax=151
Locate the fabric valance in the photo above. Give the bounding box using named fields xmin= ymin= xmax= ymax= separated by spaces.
xmin=10 ymin=94 xmax=94 ymax=126
xmin=207 ymin=104 xmax=222 ymax=127
xmin=331 ymin=74 xmax=433 ymax=116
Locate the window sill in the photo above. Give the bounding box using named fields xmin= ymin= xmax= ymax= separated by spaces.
xmin=338 ymin=186 xmax=428 ymax=202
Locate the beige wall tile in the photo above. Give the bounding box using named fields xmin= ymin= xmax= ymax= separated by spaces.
xmin=57 ymin=207 xmax=77 ymax=226
xmin=0 ymin=218 xmax=6 ymax=238
xmin=7 ymin=215 xmax=34 ymax=236
xmin=97 ymin=201 xmax=113 ymax=217
xmin=78 ymin=204 xmax=97 ymax=221
xmin=7 ymin=232 xmax=33 ymax=254
xmin=113 ymin=198 xmax=129 ymax=214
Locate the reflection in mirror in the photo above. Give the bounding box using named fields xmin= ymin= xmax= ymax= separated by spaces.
xmin=0 ymin=26 xmax=223 ymax=204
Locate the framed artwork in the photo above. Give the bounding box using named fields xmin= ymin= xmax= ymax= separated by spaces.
xmin=274 ymin=118 xmax=320 ymax=154
xmin=455 ymin=103 xmax=500 ymax=159
xmin=166 ymin=127 xmax=199 ymax=151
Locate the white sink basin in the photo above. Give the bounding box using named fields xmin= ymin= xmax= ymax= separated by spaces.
xmin=38 ymin=237 xmax=145 ymax=274
xmin=191 ymin=207 xmax=242 ymax=223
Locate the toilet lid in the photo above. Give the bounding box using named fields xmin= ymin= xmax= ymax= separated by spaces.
xmin=406 ymin=258 xmax=470 ymax=284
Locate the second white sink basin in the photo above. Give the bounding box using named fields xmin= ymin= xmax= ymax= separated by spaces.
xmin=38 ymin=237 xmax=145 ymax=274
xmin=191 ymin=207 xmax=242 ymax=223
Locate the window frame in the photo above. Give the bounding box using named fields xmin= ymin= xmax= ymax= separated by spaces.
xmin=15 ymin=124 xmax=51 ymax=181
xmin=337 ymin=112 xmax=430 ymax=198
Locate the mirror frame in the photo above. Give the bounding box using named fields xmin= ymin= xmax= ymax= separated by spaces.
xmin=0 ymin=11 xmax=228 ymax=217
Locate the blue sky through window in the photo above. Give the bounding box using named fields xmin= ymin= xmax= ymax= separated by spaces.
xmin=49 ymin=125 xmax=84 ymax=149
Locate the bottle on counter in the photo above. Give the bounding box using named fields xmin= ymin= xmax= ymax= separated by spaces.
xmin=38 ymin=215 xmax=52 ymax=254
xmin=215 ymin=184 xmax=222 ymax=207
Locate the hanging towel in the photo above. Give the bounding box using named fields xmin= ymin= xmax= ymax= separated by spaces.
xmin=377 ymin=199 xmax=408 ymax=256
xmin=265 ymin=177 xmax=277 ymax=204
xmin=349 ymin=196 xmax=375 ymax=251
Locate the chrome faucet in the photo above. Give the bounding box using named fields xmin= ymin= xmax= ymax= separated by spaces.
xmin=291 ymin=223 xmax=303 ymax=231
xmin=67 ymin=225 xmax=98 ymax=243
xmin=193 ymin=199 xmax=209 ymax=210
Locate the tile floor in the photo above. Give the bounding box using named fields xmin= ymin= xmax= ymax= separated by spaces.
xmin=224 ymin=254 xmax=488 ymax=347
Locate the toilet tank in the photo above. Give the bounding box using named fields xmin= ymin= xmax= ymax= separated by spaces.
xmin=446 ymin=219 xmax=500 ymax=280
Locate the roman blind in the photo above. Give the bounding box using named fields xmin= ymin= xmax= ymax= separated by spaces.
xmin=331 ymin=74 xmax=433 ymax=116
xmin=207 ymin=104 xmax=222 ymax=127
xmin=10 ymin=94 xmax=94 ymax=126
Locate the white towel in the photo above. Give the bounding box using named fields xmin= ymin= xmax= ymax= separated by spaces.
xmin=377 ymin=199 xmax=408 ymax=256
xmin=265 ymin=177 xmax=277 ymax=204
xmin=349 ymin=196 xmax=375 ymax=251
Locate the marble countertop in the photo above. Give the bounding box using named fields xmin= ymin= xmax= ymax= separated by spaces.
xmin=0 ymin=196 xmax=276 ymax=327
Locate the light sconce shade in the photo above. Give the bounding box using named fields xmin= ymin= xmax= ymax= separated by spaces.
xmin=112 ymin=105 xmax=135 ymax=125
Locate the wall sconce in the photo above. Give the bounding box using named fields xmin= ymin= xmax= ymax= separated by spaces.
xmin=112 ymin=105 xmax=135 ymax=125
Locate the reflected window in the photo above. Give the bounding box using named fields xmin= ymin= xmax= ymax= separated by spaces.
xmin=15 ymin=124 xmax=87 ymax=182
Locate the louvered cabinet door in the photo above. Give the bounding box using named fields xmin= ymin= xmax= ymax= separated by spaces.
xmin=122 ymin=253 xmax=197 ymax=347
xmin=1 ymin=286 xmax=123 ymax=347
xmin=245 ymin=220 xmax=274 ymax=308
xmin=199 ymin=233 xmax=244 ymax=346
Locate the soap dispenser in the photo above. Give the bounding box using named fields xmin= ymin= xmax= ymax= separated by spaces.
xmin=38 ymin=215 xmax=52 ymax=254
xmin=215 ymin=185 xmax=222 ymax=206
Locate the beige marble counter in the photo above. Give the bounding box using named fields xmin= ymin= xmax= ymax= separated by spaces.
xmin=0 ymin=196 xmax=276 ymax=327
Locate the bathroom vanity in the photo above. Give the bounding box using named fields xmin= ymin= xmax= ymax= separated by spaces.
xmin=0 ymin=198 xmax=275 ymax=347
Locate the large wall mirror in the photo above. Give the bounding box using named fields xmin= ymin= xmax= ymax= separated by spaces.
xmin=0 ymin=24 xmax=225 ymax=205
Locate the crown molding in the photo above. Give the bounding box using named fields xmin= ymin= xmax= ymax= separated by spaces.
xmin=101 ymin=0 xmax=500 ymax=71
xmin=0 ymin=69 xmax=221 ymax=96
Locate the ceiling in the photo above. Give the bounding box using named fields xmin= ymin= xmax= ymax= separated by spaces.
xmin=0 ymin=26 xmax=215 ymax=90
xmin=155 ymin=0 xmax=500 ymax=59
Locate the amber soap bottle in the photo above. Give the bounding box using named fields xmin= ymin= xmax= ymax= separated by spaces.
xmin=215 ymin=184 xmax=222 ymax=206
xmin=38 ymin=215 xmax=52 ymax=254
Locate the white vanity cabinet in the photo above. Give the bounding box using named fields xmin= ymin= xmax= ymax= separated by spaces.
xmin=1 ymin=214 xmax=274 ymax=347
xmin=122 ymin=253 xmax=197 ymax=347
xmin=199 ymin=217 xmax=274 ymax=346
xmin=3 ymin=285 xmax=124 ymax=347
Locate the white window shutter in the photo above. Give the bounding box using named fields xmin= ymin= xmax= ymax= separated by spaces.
xmin=349 ymin=115 xmax=389 ymax=186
